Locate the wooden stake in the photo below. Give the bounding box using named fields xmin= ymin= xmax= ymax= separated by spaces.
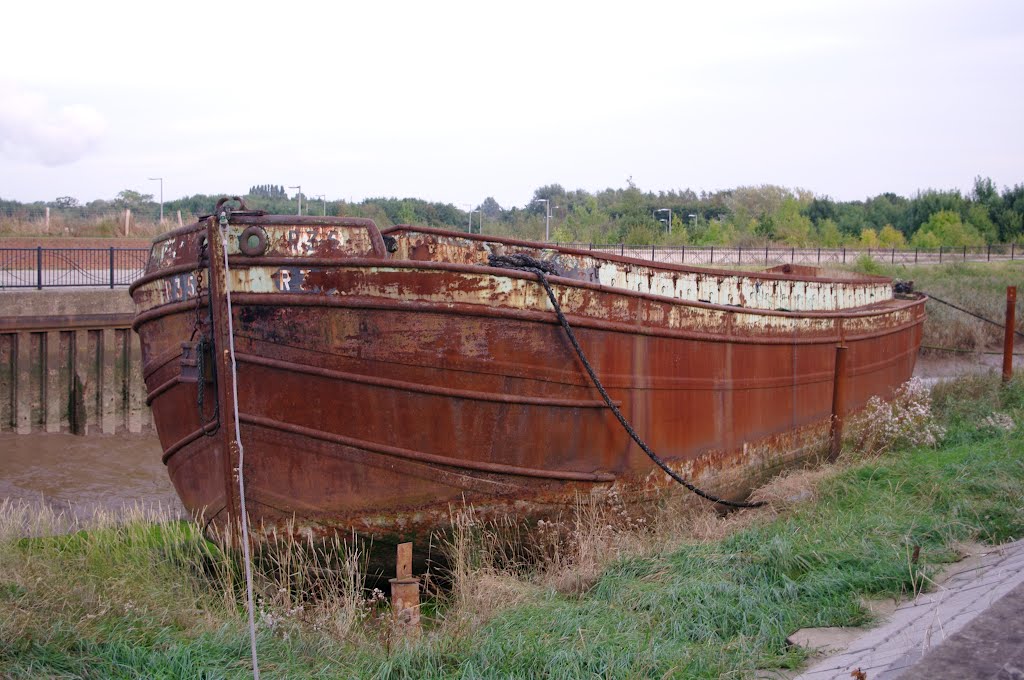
xmin=389 ymin=542 xmax=420 ymax=636
xmin=177 ymin=210 xmax=184 ymax=227
xmin=124 ymin=208 xmax=131 ymax=236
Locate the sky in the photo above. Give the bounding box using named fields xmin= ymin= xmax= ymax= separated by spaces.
xmin=0 ymin=0 xmax=1021 ymax=210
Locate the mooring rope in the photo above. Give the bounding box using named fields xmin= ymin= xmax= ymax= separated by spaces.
xmin=923 ymin=292 xmax=1024 ymax=339
xmin=489 ymin=253 xmax=765 ymax=509
xmin=217 ymin=210 xmax=261 ymax=679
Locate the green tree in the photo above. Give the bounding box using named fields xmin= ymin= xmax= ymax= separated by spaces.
xmin=878 ymin=224 xmax=906 ymax=248
xmin=816 ymin=218 xmax=842 ymax=247
xmin=859 ymin=228 xmax=880 ymax=248
xmin=911 ymin=210 xmax=984 ymax=248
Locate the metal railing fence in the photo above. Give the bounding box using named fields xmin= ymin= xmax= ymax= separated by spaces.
xmin=1 ymin=243 xmax=1019 ymax=290
xmin=0 ymin=247 xmax=149 ymax=289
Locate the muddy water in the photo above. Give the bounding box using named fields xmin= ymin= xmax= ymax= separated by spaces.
xmin=0 ymin=432 xmax=184 ymax=520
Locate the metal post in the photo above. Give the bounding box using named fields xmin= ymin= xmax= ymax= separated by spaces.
xmin=681 ymin=246 xmax=685 ymax=264
xmin=915 ymin=249 xmax=918 ymax=264
xmin=988 ymin=244 xmax=991 ymax=262
xmin=620 ymin=243 xmax=624 ymax=256
xmin=791 ymin=247 xmax=795 ymax=263
xmin=1004 ymin=286 xmax=1017 ymax=383
xmin=817 ymin=247 xmax=821 ymax=264
xmin=36 ymin=246 xmax=42 ymax=290
xmin=963 ymin=246 xmax=967 ymax=261
xmin=765 ymin=246 xmax=768 ymax=265
xmin=828 ymin=345 xmax=848 ymax=462
xmin=737 ymin=247 xmax=742 ymax=265
xmin=109 ymin=247 xmax=115 ymax=289
xmin=1012 ymin=243 xmax=1016 ymax=260
xmin=939 ymin=247 xmax=943 ymax=263
xmin=710 ymin=246 xmax=714 ymax=264
xmin=842 ymin=247 xmax=846 ymax=264
xmin=651 ymin=245 xmax=655 ymax=261
xmin=891 ymin=248 xmax=895 ymax=264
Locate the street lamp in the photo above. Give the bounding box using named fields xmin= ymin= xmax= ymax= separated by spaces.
xmin=654 ymin=208 xmax=672 ymax=234
xmin=148 ymin=177 xmax=163 ymax=222
xmin=312 ymin=194 xmax=326 ymax=216
xmin=534 ymin=198 xmax=551 ymax=241
xmin=289 ymin=185 xmax=302 ymax=215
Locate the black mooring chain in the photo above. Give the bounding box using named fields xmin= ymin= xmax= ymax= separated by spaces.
xmin=489 ymin=253 xmax=765 ymax=509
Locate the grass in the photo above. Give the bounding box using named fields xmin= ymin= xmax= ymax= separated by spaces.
xmin=863 ymin=260 xmax=1024 ymax=351
xmin=0 ymin=215 xmax=169 ymax=239
xmin=2 ymin=375 xmax=1023 ymax=678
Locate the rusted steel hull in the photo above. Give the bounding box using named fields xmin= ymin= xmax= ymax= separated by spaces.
xmin=131 ymin=212 xmax=925 ymax=558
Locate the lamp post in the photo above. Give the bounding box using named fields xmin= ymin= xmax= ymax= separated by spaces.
xmin=534 ymin=198 xmax=550 ymax=241
xmin=148 ymin=177 xmax=163 ymax=222
xmin=289 ymin=185 xmax=302 ymax=215
xmin=654 ymin=208 xmax=672 ymax=234
xmin=312 ymin=194 xmax=326 ymax=216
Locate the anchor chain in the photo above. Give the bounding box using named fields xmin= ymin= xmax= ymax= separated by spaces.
xmin=488 ymin=253 xmax=765 ymax=510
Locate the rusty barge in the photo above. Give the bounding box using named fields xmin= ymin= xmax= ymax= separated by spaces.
xmin=130 ymin=200 xmax=925 ymax=550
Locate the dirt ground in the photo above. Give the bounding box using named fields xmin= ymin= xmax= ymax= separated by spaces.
xmin=913 ymin=351 xmax=1022 ymax=386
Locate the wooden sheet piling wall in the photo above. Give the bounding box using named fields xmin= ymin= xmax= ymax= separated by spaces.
xmin=0 ymin=290 xmax=150 ymax=434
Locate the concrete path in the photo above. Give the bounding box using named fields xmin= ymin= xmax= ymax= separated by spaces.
xmin=793 ymin=539 xmax=1024 ymax=680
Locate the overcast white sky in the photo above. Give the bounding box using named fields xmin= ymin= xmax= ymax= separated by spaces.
xmin=0 ymin=0 xmax=1021 ymax=209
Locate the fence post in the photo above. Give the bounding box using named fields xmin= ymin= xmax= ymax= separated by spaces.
xmin=651 ymin=245 xmax=655 ymax=262
xmin=790 ymin=247 xmax=794 ymax=263
xmin=1004 ymin=286 xmax=1017 ymax=383
xmin=765 ymin=246 xmax=768 ymax=265
xmin=36 ymin=246 xmax=43 ymax=290
xmin=589 ymin=243 xmax=593 ymax=251
xmin=681 ymin=246 xmax=685 ymax=264
xmin=988 ymin=244 xmax=991 ymax=262
xmin=620 ymin=243 xmax=624 ymax=256
xmin=939 ymin=247 xmax=943 ymax=263
xmin=177 ymin=210 xmax=184 ymax=227
xmin=817 ymin=247 xmax=821 ymax=264
xmin=45 ymin=207 xmax=50 ymax=232
xmin=891 ymin=248 xmax=895 ymax=264
xmin=124 ymin=209 xmax=131 ymax=236
xmin=915 ymin=249 xmax=918 ymax=264
xmin=963 ymin=245 xmax=967 ymax=261
xmin=842 ymin=247 xmax=846 ymax=264
xmin=1012 ymin=243 xmax=1016 ymax=260
xmin=710 ymin=246 xmax=714 ymax=264
xmin=109 ymin=247 xmax=115 ymax=289
xmin=737 ymin=246 xmax=742 ymax=265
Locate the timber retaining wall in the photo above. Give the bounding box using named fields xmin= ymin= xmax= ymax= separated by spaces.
xmin=0 ymin=290 xmax=150 ymax=434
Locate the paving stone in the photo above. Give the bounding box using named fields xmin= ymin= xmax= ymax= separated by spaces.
xmin=794 ymin=540 xmax=1024 ymax=680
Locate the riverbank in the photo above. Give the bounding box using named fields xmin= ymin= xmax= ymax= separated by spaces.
xmin=1 ymin=372 xmax=1021 ymax=678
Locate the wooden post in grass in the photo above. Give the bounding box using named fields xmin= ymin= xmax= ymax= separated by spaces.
xmin=124 ymin=209 xmax=131 ymax=236
xmin=829 ymin=345 xmax=848 ymax=461
xmin=1004 ymin=286 xmax=1016 ymax=383
xmin=177 ymin=210 xmax=184 ymax=227
xmin=390 ymin=542 xmax=420 ymax=636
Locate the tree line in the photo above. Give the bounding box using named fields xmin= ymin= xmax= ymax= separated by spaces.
xmin=2 ymin=176 xmax=1022 ymax=248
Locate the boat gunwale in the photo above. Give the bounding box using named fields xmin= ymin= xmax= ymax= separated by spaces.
xmin=382 ymin=223 xmax=895 ymax=286
xmin=131 ymin=255 xmax=924 ymax=322
xmin=139 ymin=217 xmax=894 ymax=289
xmin=132 ymin=286 xmax=924 ymax=347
